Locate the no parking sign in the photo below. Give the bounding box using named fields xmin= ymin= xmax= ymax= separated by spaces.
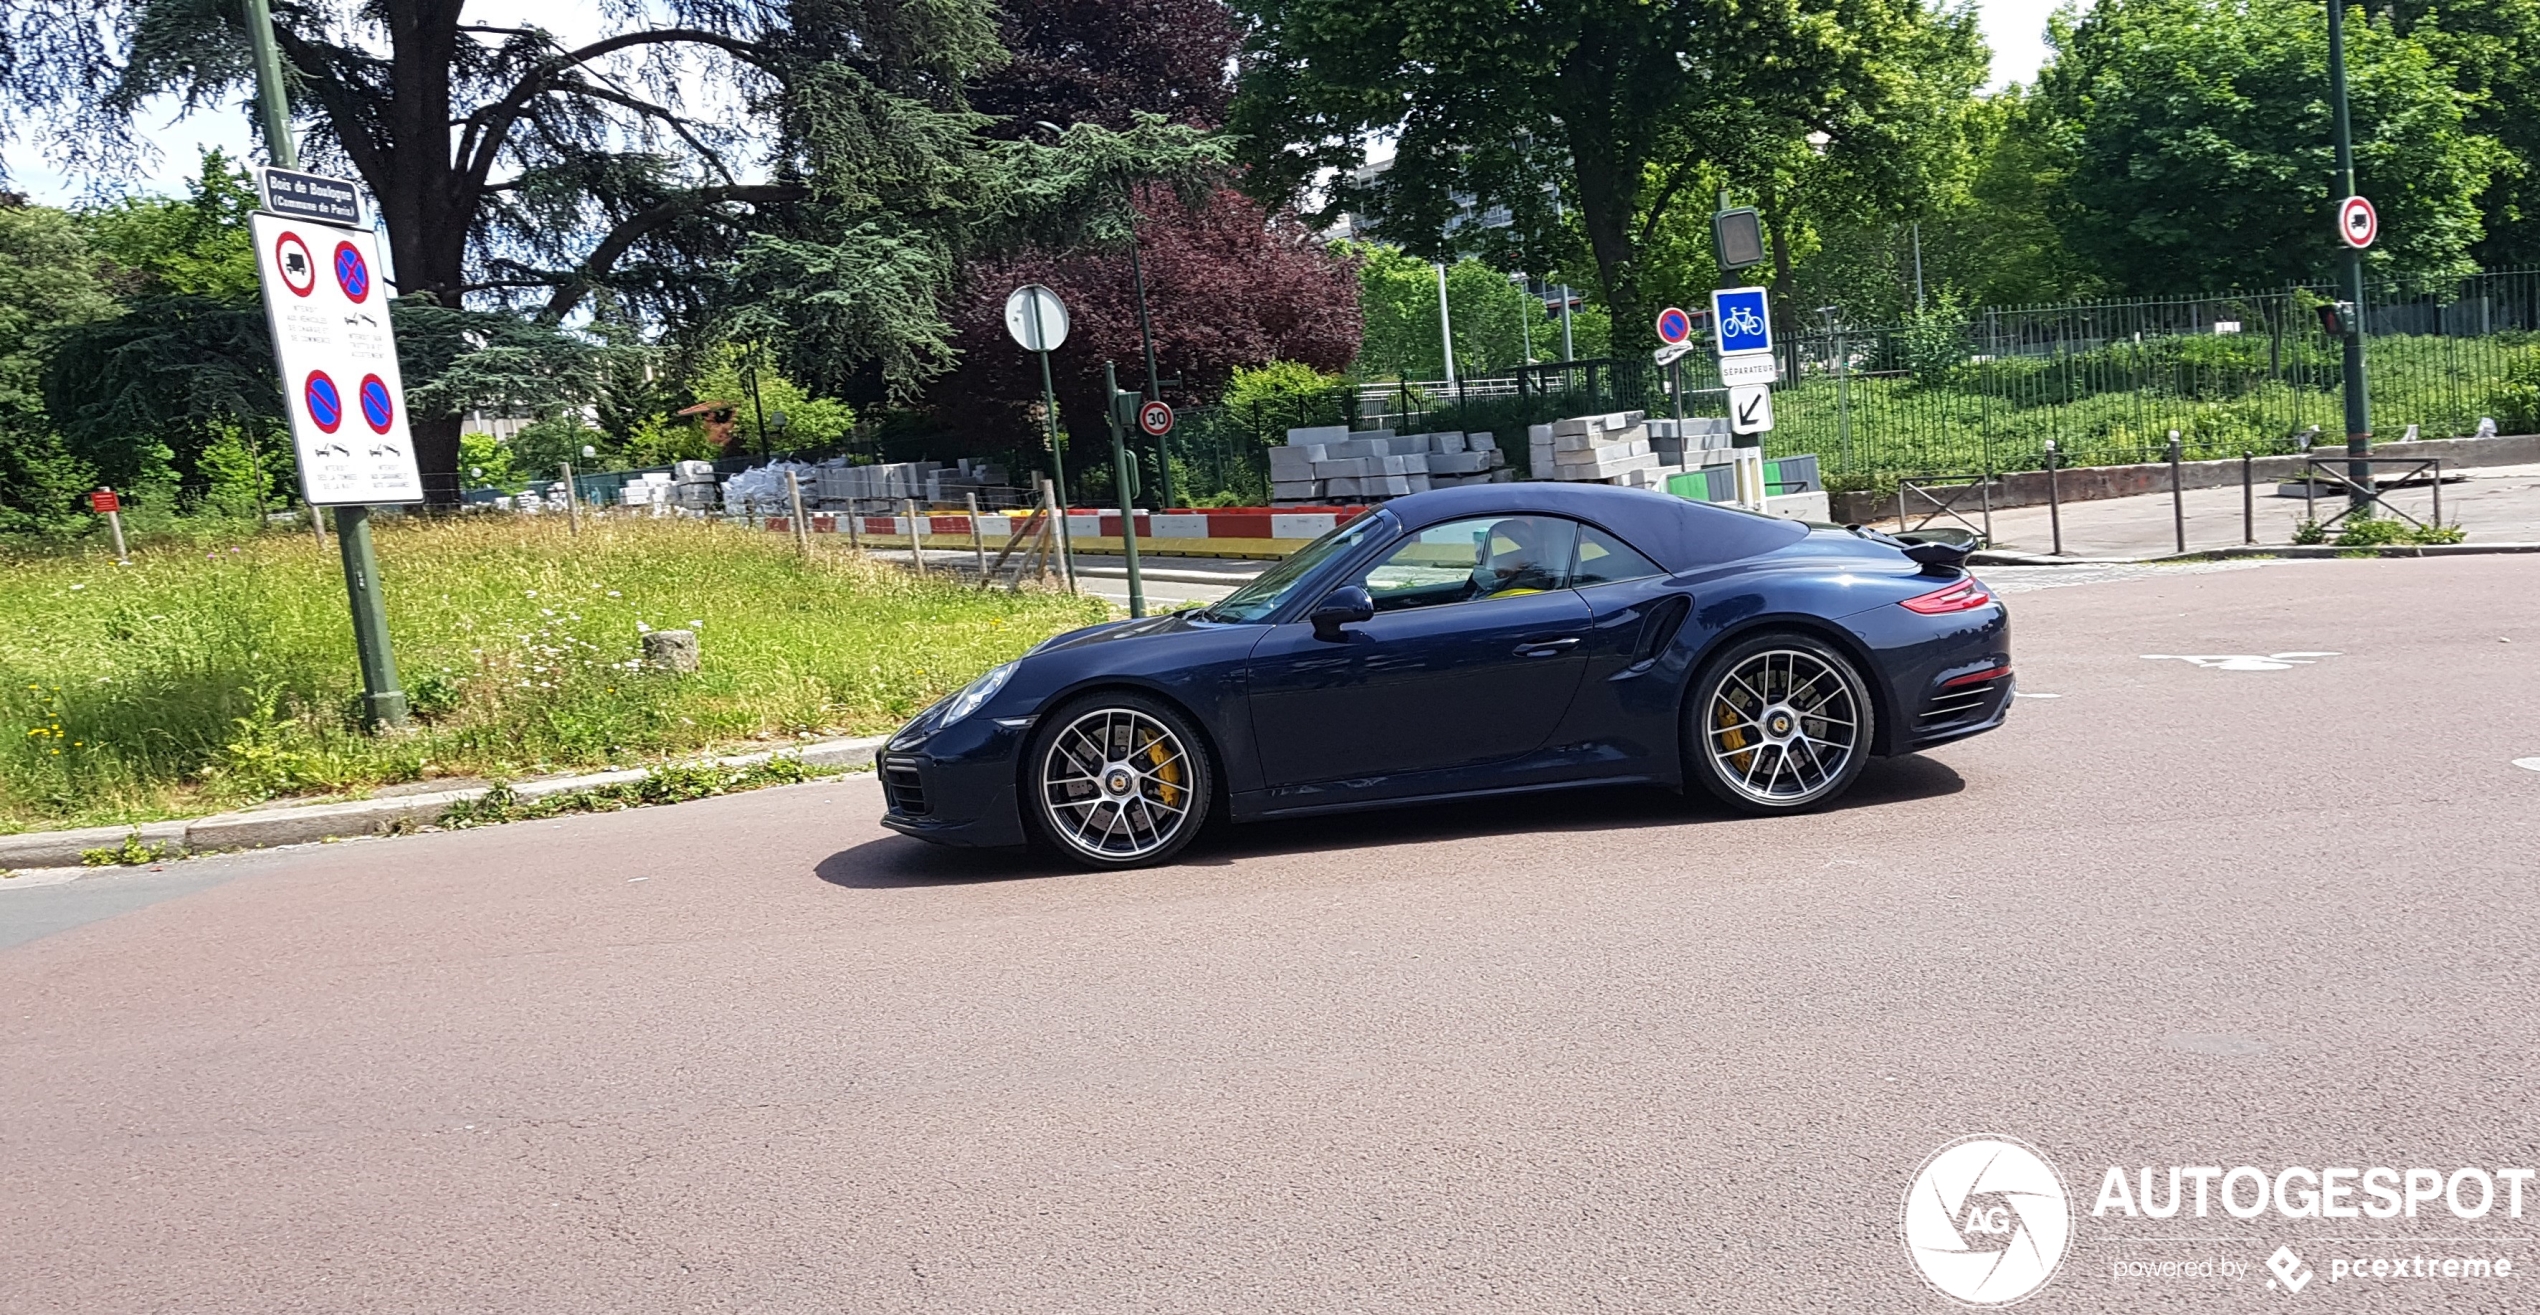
xmin=252 ymin=209 xmax=422 ymax=504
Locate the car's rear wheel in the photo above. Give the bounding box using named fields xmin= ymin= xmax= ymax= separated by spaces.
xmin=1686 ymin=632 xmax=1876 ymax=814
xmin=1026 ymin=692 xmax=1213 ymax=869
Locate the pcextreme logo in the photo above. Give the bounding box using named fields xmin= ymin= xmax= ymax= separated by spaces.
xmin=1902 ymin=1135 xmax=2074 ymax=1305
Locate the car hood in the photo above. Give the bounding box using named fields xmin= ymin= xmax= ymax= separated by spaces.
xmin=1030 ymin=608 xmax=1226 ymax=656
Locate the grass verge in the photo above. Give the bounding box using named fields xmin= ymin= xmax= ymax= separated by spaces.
xmin=0 ymin=516 xmax=1106 ymax=832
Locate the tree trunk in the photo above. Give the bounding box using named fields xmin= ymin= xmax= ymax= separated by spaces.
xmin=357 ymin=1 xmax=474 ymax=505
xmin=1560 ymin=85 xmax=1647 ymax=359
xmin=1763 ymin=192 xmax=1803 ymax=384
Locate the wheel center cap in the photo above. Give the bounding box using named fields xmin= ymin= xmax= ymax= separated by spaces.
xmin=1103 ymin=767 xmax=1134 ymax=797
xmin=1766 ymin=709 xmax=1796 ymax=738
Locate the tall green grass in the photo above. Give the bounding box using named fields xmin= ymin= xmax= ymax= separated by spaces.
xmin=0 ymin=517 xmax=1106 ymax=832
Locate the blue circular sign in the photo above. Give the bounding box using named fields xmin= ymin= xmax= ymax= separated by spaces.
xmin=305 ymin=371 xmax=343 ymax=432
xmin=359 ymin=375 xmax=395 ymax=433
xmin=1656 ymin=306 xmax=1693 ymax=345
xmin=333 ymin=241 xmax=371 ymax=302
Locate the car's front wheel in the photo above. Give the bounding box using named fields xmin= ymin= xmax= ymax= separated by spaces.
xmin=1685 ymin=632 xmax=1876 ymax=814
xmin=1025 ymin=692 xmax=1213 ymax=869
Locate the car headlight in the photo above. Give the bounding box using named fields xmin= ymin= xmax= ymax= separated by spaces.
xmin=939 ymin=661 xmax=1017 ymax=727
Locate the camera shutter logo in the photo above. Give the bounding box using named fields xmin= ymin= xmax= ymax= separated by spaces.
xmin=1902 ymin=1136 xmax=2072 ymax=1305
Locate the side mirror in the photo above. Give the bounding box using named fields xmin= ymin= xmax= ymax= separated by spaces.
xmin=1310 ymin=585 xmax=1375 ymax=641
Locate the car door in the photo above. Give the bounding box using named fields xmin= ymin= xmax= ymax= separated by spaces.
xmin=1546 ymin=521 xmax=1690 ymax=762
xmin=1247 ymin=515 xmax=1594 ymax=790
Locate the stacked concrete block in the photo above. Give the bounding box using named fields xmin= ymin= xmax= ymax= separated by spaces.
xmin=1268 ymin=425 xmax=1502 ymax=503
xmin=1550 ymin=410 xmax=1657 ymax=481
xmin=1646 ymin=417 xmax=1735 ymax=468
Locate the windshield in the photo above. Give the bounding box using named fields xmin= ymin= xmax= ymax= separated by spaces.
xmin=1204 ymin=512 xmax=1390 ymax=623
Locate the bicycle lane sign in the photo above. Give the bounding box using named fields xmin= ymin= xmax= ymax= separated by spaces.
xmin=1711 ymin=286 xmax=1772 ymax=357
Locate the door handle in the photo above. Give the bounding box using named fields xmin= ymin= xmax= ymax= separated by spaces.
xmin=1513 ymin=636 xmax=1581 ymax=658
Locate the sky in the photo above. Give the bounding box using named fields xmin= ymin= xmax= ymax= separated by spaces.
xmin=2 ymin=0 xmax=2074 ymax=207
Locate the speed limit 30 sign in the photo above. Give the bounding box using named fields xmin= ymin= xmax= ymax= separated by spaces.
xmin=1137 ymin=400 xmax=1175 ymax=437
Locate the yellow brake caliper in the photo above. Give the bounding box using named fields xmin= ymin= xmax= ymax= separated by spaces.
xmin=1716 ymin=698 xmax=1753 ymax=774
xmin=1145 ymin=734 xmax=1183 ymax=807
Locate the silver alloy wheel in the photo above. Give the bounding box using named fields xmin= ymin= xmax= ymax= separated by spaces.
xmin=1704 ymin=648 xmax=1862 ymax=805
xmin=1038 ymin=707 xmax=1197 ymax=861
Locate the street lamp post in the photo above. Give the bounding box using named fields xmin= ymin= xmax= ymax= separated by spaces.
xmin=2327 ymin=0 xmax=2372 ymax=515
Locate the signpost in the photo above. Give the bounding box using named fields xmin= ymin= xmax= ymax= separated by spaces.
xmin=1003 ymin=284 xmax=1076 ymax=590
xmin=2325 ymin=0 xmax=2373 ymax=515
xmin=244 ymin=0 xmax=409 ymax=729
xmin=89 ymin=489 xmax=128 ymax=563
xmin=1711 ymin=285 xmax=1779 ymax=437
xmin=1104 ymin=363 xmax=1147 ymax=617
xmin=1655 ymin=305 xmax=1695 ymax=422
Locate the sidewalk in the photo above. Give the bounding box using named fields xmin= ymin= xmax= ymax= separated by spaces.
xmin=1902 ymin=462 xmax=2540 ymax=558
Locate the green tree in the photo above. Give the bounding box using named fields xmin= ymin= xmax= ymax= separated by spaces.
xmin=1352 ymin=245 xmax=1558 ymax=379
xmin=4 ymin=1 xmax=1221 ymax=499
xmin=74 ymin=150 xmax=260 ymax=300
xmin=2037 ymin=0 xmax=2500 ymax=292
xmin=0 ymin=202 xmax=116 ymax=536
xmin=1234 ymin=0 xmax=1986 ymax=346
xmin=2390 ymin=0 xmax=2540 ymax=268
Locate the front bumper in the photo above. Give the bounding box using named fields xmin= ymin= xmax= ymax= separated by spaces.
xmin=876 ymin=720 xmax=1033 ymax=849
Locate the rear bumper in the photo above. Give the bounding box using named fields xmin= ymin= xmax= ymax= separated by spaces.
xmin=1842 ymin=595 xmax=2013 ymax=754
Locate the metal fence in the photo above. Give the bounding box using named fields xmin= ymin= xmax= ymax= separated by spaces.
xmin=1162 ymin=268 xmax=2540 ymax=501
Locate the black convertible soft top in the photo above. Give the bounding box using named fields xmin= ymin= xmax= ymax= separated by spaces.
xmin=1372 ymin=481 xmax=1809 ymax=574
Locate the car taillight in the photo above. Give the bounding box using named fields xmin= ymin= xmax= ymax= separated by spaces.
xmin=1899 ymin=578 xmax=1993 ymax=614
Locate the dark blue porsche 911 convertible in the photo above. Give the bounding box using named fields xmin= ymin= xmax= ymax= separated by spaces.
xmin=880 ymin=482 xmax=2009 ymax=869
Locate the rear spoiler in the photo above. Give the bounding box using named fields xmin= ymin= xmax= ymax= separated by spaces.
xmin=1847 ymin=524 xmax=1977 ymax=574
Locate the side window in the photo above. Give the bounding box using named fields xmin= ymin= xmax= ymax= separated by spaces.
xmin=1361 ymin=515 xmax=1578 ymax=612
xmin=1571 ymin=523 xmax=1664 ymax=587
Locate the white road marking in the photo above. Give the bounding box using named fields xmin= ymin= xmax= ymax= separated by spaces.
xmin=2141 ymin=652 xmax=2342 ymax=672
xmin=2514 ymin=758 xmax=2540 ymax=773
xmin=2012 ymin=692 xmax=2062 ymax=699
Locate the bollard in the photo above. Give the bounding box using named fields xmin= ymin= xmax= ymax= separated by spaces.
xmin=2167 ymin=432 xmax=2185 ymax=554
xmin=2242 ymin=451 xmax=2255 ymax=544
xmin=641 ymin=628 xmax=700 ymax=673
xmin=2044 ymin=441 xmax=2063 ymax=557
xmin=785 ymin=471 xmax=810 ymax=559
xmin=904 ymin=498 xmax=927 ymax=576
xmin=965 ymin=493 xmax=989 ymax=580
xmin=560 ymin=461 xmax=580 ymax=534
xmin=845 ymin=500 xmax=863 ymax=556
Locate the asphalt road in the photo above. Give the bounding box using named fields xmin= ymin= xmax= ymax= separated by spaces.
xmin=5 ymin=557 xmax=2537 ymax=1313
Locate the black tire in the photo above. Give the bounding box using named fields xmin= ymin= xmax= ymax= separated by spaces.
xmin=1023 ymin=691 xmax=1214 ymax=869
xmin=1684 ymin=631 xmax=1877 ymax=815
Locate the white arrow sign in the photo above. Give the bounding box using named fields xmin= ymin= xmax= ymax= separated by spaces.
xmin=1654 ymin=341 xmax=1696 ymax=366
xmin=1728 ymin=382 xmax=1775 ymax=435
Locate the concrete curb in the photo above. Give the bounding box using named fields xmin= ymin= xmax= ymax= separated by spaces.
xmin=0 ymin=735 xmax=887 ymax=876
xmin=1972 ymin=542 xmax=2540 ymax=566
xmin=1070 ymin=564 xmax=1269 ymax=584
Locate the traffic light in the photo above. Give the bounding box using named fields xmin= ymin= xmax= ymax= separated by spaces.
xmin=1714 ymin=207 xmax=1766 ymax=272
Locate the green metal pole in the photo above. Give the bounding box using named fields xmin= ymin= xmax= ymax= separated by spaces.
xmin=245 ymin=0 xmax=295 ymax=169
xmin=1127 ymin=227 xmax=1169 ymax=512
xmin=2328 ymin=0 xmax=2372 ymax=515
xmin=1038 ymin=347 xmax=1076 ymax=589
xmin=246 ymin=0 xmax=407 ymax=728
xmin=1105 ymin=362 xmax=1146 ymax=618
